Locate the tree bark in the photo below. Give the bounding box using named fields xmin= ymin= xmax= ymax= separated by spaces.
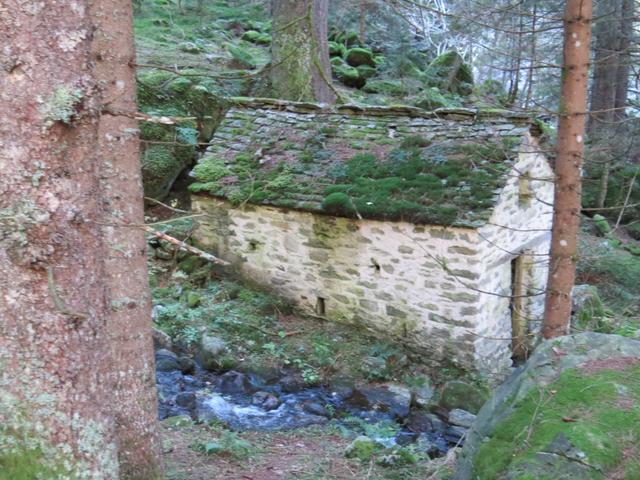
xmin=271 ymin=0 xmax=336 ymax=104
xmin=542 ymin=0 xmax=592 ymax=339
xmin=0 ymin=2 xmax=119 ymax=477
xmin=0 ymin=1 xmax=161 ymax=477
xmin=90 ymin=0 xmax=163 ymax=477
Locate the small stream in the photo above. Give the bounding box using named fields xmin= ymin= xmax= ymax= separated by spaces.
xmin=157 ymin=357 xmax=466 ymax=456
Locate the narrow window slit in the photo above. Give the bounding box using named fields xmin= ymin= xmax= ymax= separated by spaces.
xmin=315 ymin=297 xmax=326 ymax=316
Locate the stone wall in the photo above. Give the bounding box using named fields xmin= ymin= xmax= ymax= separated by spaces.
xmin=193 ymin=196 xmax=485 ymax=370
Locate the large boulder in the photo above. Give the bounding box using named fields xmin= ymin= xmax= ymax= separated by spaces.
xmin=198 ymin=334 xmax=235 ymax=372
xmin=439 ymin=380 xmax=489 ymax=414
xmin=454 ymin=333 xmax=640 ymax=480
xmin=345 ymin=47 xmax=376 ymax=68
xmin=425 ymin=51 xmax=474 ymax=95
xmin=155 ymin=348 xmax=180 ymax=372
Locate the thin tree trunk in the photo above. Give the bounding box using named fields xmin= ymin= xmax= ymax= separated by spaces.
xmin=90 ymin=0 xmax=163 ymax=477
xmin=359 ymin=0 xmax=367 ymax=44
xmin=524 ymin=2 xmax=537 ymax=110
xmin=542 ymin=0 xmax=593 ymax=339
xmin=0 ymin=2 xmax=118 ymax=477
xmin=271 ymin=0 xmax=336 ymax=104
xmin=613 ymin=0 xmax=633 ymax=120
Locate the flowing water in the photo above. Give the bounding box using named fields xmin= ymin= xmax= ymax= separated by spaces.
xmin=157 ymin=364 xmax=460 ymax=456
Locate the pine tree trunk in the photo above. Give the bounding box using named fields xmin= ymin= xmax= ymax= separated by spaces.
xmin=271 ymin=0 xmax=336 ymax=104
xmin=542 ymin=0 xmax=593 ymax=339
xmin=613 ymin=0 xmax=633 ymax=119
xmin=0 ymin=2 xmax=119 ymax=477
xmin=90 ymin=0 xmax=163 ymax=477
xmin=0 ymin=1 xmax=161 ymax=477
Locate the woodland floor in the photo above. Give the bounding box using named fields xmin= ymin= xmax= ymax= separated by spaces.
xmin=162 ymin=421 xmax=456 ymax=480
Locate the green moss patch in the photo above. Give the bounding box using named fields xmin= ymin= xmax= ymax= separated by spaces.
xmin=191 ymin=131 xmax=518 ymax=226
xmin=320 ymin=140 xmax=516 ymax=225
xmin=472 ymin=364 xmax=640 ymax=479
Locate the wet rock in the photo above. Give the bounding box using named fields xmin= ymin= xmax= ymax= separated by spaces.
xmin=280 ymin=373 xmax=305 ymax=393
xmin=218 ymin=371 xmax=254 ymax=395
xmin=406 ymin=412 xmax=446 ymax=433
xmin=153 ymin=327 xmax=172 ymax=350
xmin=199 ymin=334 xmax=230 ymax=372
xmin=156 ymin=349 xmax=180 ymax=371
xmin=445 ymin=425 xmax=468 ymax=445
xmin=395 ymin=431 xmax=419 ymax=446
xmin=346 ymin=385 xmax=411 ymax=419
xmin=345 ymin=435 xmax=378 ymax=461
xmin=416 ymin=434 xmax=445 ymax=458
xmin=177 ymin=356 xmax=196 ymax=375
xmin=448 ymin=409 xmax=476 ymax=428
xmin=252 ymin=391 xmax=281 ymax=411
xmin=302 ymin=401 xmax=330 ymax=418
xmin=439 ymin=380 xmax=488 ymax=414
xmin=345 ymin=389 xmax=372 ymax=410
xmin=175 ymin=392 xmax=197 ymax=411
xmin=329 ymin=375 xmax=355 ymax=399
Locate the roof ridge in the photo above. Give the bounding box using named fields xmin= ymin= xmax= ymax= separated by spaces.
xmin=227 ymin=96 xmax=532 ymax=123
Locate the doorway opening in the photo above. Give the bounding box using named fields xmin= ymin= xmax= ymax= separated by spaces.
xmin=510 ymin=254 xmax=529 ymax=362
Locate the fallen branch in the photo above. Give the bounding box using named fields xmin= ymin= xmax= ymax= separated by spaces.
xmin=142 ymin=225 xmax=229 ymax=266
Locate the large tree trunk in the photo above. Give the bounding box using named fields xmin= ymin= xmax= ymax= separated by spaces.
xmin=271 ymin=0 xmax=336 ymax=104
xmin=542 ymin=0 xmax=592 ymax=339
xmin=0 ymin=1 xmax=161 ymax=477
xmin=91 ymin=0 xmax=163 ymax=477
xmin=0 ymin=2 xmax=119 ymax=476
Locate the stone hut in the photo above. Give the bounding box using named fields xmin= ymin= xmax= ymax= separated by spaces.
xmin=190 ymin=98 xmax=554 ymax=374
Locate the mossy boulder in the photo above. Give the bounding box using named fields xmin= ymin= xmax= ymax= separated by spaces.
xmin=241 ymin=30 xmax=271 ymax=45
xmin=332 ymin=30 xmax=361 ymax=47
xmin=439 ymin=380 xmax=489 ymax=414
xmin=228 ymin=45 xmax=258 ymax=69
xmin=455 ymin=333 xmax=640 ymax=480
xmin=328 ymin=41 xmax=347 ymax=57
xmin=333 ymin=64 xmax=366 ymax=89
xmin=593 ymin=214 xmax=611 ymax=236
xmin=356 ymin=64 xmax=377 ymax=80
xmin=426 ymin=50 xmax=474 ymax=95
xmin=345 ymin=47 xmax=376 ymax=68
xmin=141 ymin=144 xmax=187 ymax=201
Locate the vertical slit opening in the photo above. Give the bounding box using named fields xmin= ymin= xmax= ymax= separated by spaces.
xmin=315 ymin=297 xmax=326 ymax=316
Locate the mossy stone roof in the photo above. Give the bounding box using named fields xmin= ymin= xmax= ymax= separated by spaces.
xmin=190 ymin=97 xmax=535 ymax=227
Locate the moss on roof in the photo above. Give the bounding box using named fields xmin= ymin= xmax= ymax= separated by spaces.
xmin=189 ymin=98 xmax=533 ymax=227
